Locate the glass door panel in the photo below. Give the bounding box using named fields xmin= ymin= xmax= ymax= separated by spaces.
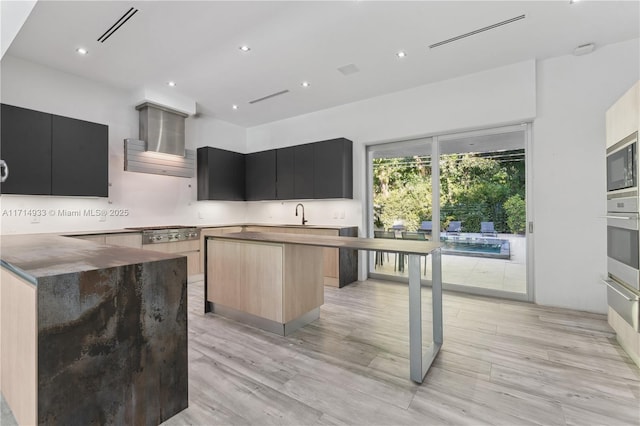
xmin=368 ymin=125 xmax=530 ymax=301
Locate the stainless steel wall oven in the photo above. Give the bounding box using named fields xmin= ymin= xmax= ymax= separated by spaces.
xmin=605 ymin=134 xmax=640 ymax=332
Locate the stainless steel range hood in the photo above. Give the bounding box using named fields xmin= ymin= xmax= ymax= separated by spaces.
xmin=124 ymin=102 xmax=195 ymax=178
xmin=136 ymin=102 xmax=188 ymax=156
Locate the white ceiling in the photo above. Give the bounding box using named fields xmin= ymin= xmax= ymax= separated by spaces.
xmin=5 ymin=1 xmax=639 ymax=127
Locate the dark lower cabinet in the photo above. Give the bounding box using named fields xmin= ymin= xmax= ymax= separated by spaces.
xmin=197 ymin=147 xmax=245 ymax=201
xmin=276 ymin=147 xmax=295 ymax=200
xmin=294 ymin=143 xmax=314 ymax=199
xmin=51 ymin=115 xmax=108 ymax=197
xmin=0 ymin=104 xmax=52 ymax=195
xmin=245 ymin=150 xmax=276 ymax=200
xmin=0 ymin=104 xmax=108 ymax=197
xmin=313 ymin=138 xmax=353 ymax=199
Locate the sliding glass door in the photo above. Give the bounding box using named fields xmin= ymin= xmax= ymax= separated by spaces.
xmin=367 ymin=125 xmax=531 ymax=301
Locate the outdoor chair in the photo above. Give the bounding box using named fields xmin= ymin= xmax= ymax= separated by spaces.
xmin=374 ymin=230 xmax=401 ymax=272
xmin=418 ymin=221 xmax=433 ymax=235
xmin=481 ymin=221 xmax=497 ymax=237
xmin=447 ymin=221 xmax=462 ymax=235
xmin=390 ymin=220 xmax=405 ymax=233
xmin=401 ymin=231 xmax=428 ymax=274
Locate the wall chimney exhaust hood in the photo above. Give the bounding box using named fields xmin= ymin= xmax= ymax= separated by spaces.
xmin=124 ymin=102 xmax=195 ymax=178
xmin=136 ymin=102 xmax=187 ymax=156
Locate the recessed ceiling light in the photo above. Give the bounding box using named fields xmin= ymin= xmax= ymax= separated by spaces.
xmin=76 ymin=47 xmax=88 ymax=55
xmin=239 ymin=45 xmax=251 ymax=52
xmin=396 ymin=51 xmax=407 ymax=58
xmin=301 ymin=81 xmax=310 ymax=88
xmin=167 ymin=81 xmax=176 ymax=87
xmin=232 ymin=105 xmax=239 ymax=110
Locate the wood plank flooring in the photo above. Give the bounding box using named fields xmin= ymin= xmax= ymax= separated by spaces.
xmin=2 ymin=278 xmax=638 ymax=425
xmin=162 ymin=279 xmax=640 ymax=426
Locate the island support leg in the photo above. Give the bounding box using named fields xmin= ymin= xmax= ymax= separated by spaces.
xmin=408 ymin=249 xmax=442 ymax=383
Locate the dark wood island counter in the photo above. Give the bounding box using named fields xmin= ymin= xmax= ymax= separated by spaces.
xmin=0 ymin=234 xmax=188 ymax=425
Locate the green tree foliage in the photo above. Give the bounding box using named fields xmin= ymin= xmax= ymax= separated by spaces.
xmin=373 ymin=150 xmax=525 ymax=233
xmin=503 ymin=194 xmax=526 ymax=234
xmin=373 ymin=157 xmax=431 ymax=231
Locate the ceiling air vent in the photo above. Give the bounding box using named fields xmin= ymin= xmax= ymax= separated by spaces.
xmin=429 ymin=14 xmax=525 ymax=49
xmin=249 ymin=90 xmax=290 ymax=104
xmin=337 ymin=64 xmax=360 ymax=76
xmin=97 ymin=7 xmax=139 ymax=43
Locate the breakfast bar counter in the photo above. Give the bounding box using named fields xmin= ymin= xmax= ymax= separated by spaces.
xmin=205 ymin=232 xmax=442 ymax=383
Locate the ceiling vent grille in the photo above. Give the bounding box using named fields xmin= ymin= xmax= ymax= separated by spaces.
xmin=429 ymin=14 xmax=525 ymax=49
xmin=98 ymin=7 xmax=139 ymax=43
xmin=249 ymin=90 xmax=290 ymax=104
xmin=337 ymin=64 xmax=360 ymax=76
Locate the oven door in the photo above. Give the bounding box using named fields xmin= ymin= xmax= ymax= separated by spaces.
xmin=607 ymin=212 xmax=640 ymax=291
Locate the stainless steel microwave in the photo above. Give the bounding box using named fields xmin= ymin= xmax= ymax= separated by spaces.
xmin=607 ymin=132 xmax=638 ymax=194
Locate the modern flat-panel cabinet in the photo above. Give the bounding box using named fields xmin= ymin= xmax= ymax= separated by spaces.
xmin=245 ymin=150 xmax=276 ymax=200
xmin=197 ymin=147 xmax=246 ymax=201
xmin=52 ymin=115 xmax=108 ymax=197
xmin=243 ymin=225 xmax=358 ymax=287
xmin=276 ymin=147 xmax=295 ymax=200
xmin=0 ymin=104 xmax=108 ymax=197
xmin=0 ymin=104 xmax=52 ymax=195
xmin=606 ymin=81 xmax=639 ymax=149
xmin=293 ymin=143 xmax=315 ymax=199
xmin=313 ymin=138 xmax=353 ymax=199
xmin=198 ymin=138 xmax=353 ymax=201
xmin=199 ymin=227 xmax=245 ymax=273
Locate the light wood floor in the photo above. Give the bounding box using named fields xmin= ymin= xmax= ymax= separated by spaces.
xmin=3 ymin=278 xmax=638 ymax=425
xmin=162 ymin=279 xmax=640 ymax=426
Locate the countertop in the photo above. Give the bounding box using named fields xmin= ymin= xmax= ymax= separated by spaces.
xmin=55 ymin=223 xmax=359 ymax=236
xmin=0 ymin=234 xmax=181 ymax=284
xmin=197 ymin=223 xmax=358 ymax=230
xmin=0 ymin=223 xmax=360 ymax=284
xmin=206 ymin=232 xmax=441 ymax=255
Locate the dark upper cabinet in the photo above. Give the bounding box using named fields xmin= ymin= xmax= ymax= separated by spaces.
xmin=51 ymin=115 xmax=108 ymax=197
xmin=197 ymin=137 xmax=352 ymax=201
xmin=294 ymin=143 xmax=315 ymax=199
xmin=0 ymin=104 xmax=108 ymax=197
xmin=0 ymin=104 xmax=52 ymax=195
xmin=313 ymin=138 xmax=353 ymax=199
xmin=197 ymin=146 xmax=245 ymax=201
xmin=275 ymin=147 xmax=294 ymax=200
xmin=245 ymin=150 xmax=276 ymax=201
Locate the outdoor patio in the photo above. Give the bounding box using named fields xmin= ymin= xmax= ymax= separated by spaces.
xmin=372 ymin=233 xmax=526 ymax=294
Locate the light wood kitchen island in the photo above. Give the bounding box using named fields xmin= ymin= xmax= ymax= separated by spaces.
xmin=204 ymin=231 xmax=442 ymax=383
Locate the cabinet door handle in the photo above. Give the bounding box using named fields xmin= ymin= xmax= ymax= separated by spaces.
xmin=602 ymin=279 xmax=636 ymax=301
xmin=603 ymin=215 xmax=636 ymax=220
xmin=0 ymin=160 xmax=8 ymax=183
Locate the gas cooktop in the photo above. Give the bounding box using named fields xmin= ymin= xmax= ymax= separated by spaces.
xmin=125 ymin=226 xmax=200 ymax=244
xmin=125 ymin=226 xmax=194 ymax=231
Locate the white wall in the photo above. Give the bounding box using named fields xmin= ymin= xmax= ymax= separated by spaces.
xmin=533 ymin=38 xmax=639 ymax=313
xmin=246 ymin=60 xmax=537 ymax=281
xmin=0 ymin=55 xmax=246 ymax=233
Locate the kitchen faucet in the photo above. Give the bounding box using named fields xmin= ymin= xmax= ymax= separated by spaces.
xmin=295 ymin=203 xmax=308 ymax=225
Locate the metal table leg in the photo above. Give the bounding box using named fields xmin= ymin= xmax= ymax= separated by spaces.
xmin=408 ymin=249 xmax=442 ymax=383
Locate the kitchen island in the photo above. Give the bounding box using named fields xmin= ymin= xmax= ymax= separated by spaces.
xmin=205 ymin=232 xmax=442 ymax=383
xmin=0 ymin=234 xmax=188 ymax=425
